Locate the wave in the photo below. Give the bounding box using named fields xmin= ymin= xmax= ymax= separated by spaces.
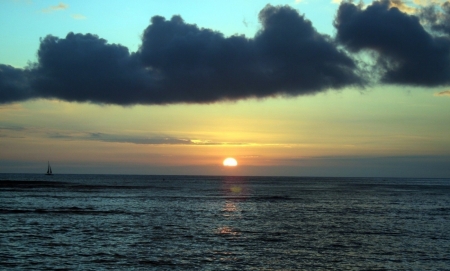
xmin=0 ymin=180 xmax=157 ymax=190
xmin=0 ymin=180 xmax=69 ymax=188
xmin=0 ymin=207 xmax=130 ymax=215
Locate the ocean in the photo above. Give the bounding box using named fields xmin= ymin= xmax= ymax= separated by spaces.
xmin=1 ymin=174 xmax=449 ymax=270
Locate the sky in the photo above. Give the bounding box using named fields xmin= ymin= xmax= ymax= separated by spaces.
xmin=1 ymin=0 xmax=450 ymax=177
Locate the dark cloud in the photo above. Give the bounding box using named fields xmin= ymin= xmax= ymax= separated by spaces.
xmin=87 ymin=133 xmax=194 ymax=145
xmin=137 ymin=5 xmax=361 ymax=103
xmin=0 ymin=125 xmax=25 ymax=131
xmin=84 ymin=133 xmax=250 ymax=145
xmin=46 ymin=130 xmax=250 ymax=145
xmin=0 ymin=124 xmax=26 ymax=138
xmin=0 ymin=65 xmax=35 ymax=103
xmin=0 ymin=123 xmax=250 ymax=145
xmin=5 ymin=2 xmax=450 ymax=105
xmin=32 ymin=33 xmax=156 ymax=104
xmin=255 ymin=5 xmax=361 ymax=92
xmin=0 ymin=4 xmax=361 ymax=105
xmin=420 ymin=1 xmax=450 ymax=35
xmin=335 ymin=0 xmax=450 ymax=86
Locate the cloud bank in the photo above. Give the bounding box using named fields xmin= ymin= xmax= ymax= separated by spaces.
xmin=0 ymin=125 xmax=253 ymax=146
xmin=335 ymin=0 xmax=450 ymax=86
xmin=435 ymin=90 xmax=450 ymax=96
xmin=2 ymin=1 xmax=450 ymax=105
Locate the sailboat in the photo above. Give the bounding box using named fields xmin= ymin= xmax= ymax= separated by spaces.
xmin=46 ymin=161 xmax=53 ymax=175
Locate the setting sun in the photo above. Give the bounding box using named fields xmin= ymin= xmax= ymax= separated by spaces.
xmin=223 ymin=157 xmax=238 ymax=167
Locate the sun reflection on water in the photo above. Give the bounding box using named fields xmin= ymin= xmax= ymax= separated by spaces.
xmin=223 ymin=201 xmax=237 ymax=213
xmin=215 ymin=178 xmax=247 ymax=242
xmin=230 ymin=186 xmax=242 ymax=193
xmin=216 ymin=226 xmax=241 ymax=236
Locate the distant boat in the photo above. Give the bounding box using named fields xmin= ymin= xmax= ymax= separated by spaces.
xmin=46 ymin=161 xmax=53 ymax=175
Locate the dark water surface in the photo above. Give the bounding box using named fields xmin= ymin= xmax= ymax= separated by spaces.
xmin=1 ymin=174 xmax=449 ymax=270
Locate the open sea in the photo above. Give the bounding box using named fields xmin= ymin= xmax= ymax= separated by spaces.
xmin=1 ymin=174 xmax=449 ymax=270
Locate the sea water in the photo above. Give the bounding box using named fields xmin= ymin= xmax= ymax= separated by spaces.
xmin=1 ymin=174 xmax=449 ymax=270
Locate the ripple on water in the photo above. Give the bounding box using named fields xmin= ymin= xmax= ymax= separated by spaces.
xmin=1 ymin=175 xmax=450 ymax=270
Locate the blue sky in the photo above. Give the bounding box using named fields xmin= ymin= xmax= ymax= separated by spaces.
xmin=1 ymin=0 xmax=338 ymax=67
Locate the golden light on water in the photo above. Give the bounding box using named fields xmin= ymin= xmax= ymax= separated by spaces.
xmin=223 ymin=157 xmax=238 ymax=167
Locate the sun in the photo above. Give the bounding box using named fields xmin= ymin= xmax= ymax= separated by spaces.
xmin=223 ymin=157 xmax=238 ymax=167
